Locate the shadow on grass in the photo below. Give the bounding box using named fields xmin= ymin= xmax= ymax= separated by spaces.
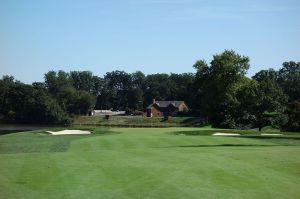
xmin=167 ymin=134 xmax=300 ymax=148
xmin=175 ymin=144 xmax=295 ymax=148
xmin=180 ymin=117 xmax=208 ymax=127
xmin=0 ymin=130 xmax=32 ymax=135
xmin=240 ymin=135 xmax=300 ymax=140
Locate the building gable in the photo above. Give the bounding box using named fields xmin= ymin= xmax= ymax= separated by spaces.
xmin=147 ymin=100 xmax=189 ymax=117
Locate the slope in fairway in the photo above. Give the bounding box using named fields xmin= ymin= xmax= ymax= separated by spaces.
xmin=0 ymin=128 xmax=300 ymax=199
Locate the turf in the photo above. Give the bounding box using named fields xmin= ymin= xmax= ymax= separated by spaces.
xmin=0 ymin=127 xmax=300 ymax=199
xmin=73 ymin=115 xmax=207 ymax=127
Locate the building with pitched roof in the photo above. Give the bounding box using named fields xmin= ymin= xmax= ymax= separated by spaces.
xmin=146 ymin=99 xmax=188 ymax=117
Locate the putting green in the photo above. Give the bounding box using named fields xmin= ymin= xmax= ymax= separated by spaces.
xmin=0 ymin=128 xmax=300 ymax=199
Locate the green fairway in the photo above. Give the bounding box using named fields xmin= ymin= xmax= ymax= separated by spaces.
xmin=1 ymin=128 xmax=300 ymax=199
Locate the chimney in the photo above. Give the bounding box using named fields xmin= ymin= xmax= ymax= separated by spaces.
xmin=153 ymin=99 xmax=156 ymax=104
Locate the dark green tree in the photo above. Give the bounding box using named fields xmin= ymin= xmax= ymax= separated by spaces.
xmin=0 ymin=77 xmax=70 ymax=124
xmin=282 ymin=101 xmax=300 ymax=131
xmin=194 ymin=50 xmax=250 ymax=127
xmin=44 ymin=70 xmax=73 ymax=97
xmin=236 ymin=78 xmax=288 ymax=131
xmin=144 ymin=73 xmax=175 ymax=105
xmin=277 ymin=61 xmax=300 ymax=131
xmin=102 ymin=71 xmax=132 ymax=110
xmin=278 ymin=61 xmax=300 ymax=102
xmin=169 ymin=73 xmax=195 ymax=105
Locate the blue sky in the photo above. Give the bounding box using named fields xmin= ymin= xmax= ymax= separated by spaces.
xmin=0 ymin=0 xmax=299 ymax=83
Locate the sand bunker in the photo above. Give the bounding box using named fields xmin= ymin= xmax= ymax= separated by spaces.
xmin=261 ymin=133 xmax=283 ymax=136
xmin=212 ymin=132 xmax=240 ymax=136
xmin=46 ymin=130 xmax=91 ymax=135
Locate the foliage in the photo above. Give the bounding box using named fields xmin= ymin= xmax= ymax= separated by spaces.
xmin=235 ymin=75 xmax=288 ymax=130
xmin=193 ymin=50 xmax=250 ymax=127
xmin=0 ymin=50 xmax=298 ymax=130
xmin=282 ymin=101 xmax=300 ymax=131
xmin=0 ymin=77 xmax=70 ymax=124
xmin=278 ymin=61 xmax=300 ymax=102
xmin=44 ymin=71 xmax=96 ymax=116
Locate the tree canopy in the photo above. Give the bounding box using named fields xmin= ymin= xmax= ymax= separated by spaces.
xmin=0 ymin=50 xmax=298 ymax=131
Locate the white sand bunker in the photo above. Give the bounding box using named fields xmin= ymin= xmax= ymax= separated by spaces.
xmin=46 ymin=130 xmax=91 ymax=135
xmin=261 ymin=133 xmax=283 ymax=136
xmin=213 ymin=132 xmax=240 ymax=136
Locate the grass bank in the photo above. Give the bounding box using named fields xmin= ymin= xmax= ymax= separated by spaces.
xmin=73 ymin=115 xmax=207 ymax=127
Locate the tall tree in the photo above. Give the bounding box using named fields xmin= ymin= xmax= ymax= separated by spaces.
xmin=70 ymin=71 xmax=95 ymax=93
xmin=278 ymin=61 xmax=300 ymax=102
xmin=144 ymin=73 xmax=175 ymax=106
xmin=128 ymin=71 xmax=145 ymax=110
xmin=169 ymin=73 xmax=195 ymax=100
xmin=102 ymin=71 xmax=132 ymax=110
xmin=44 ymin=70 xmax=96 ymax=115
xmin=236 ymin=78 xmax=287 ymax=131
xmin=0 ymin=77 xmax=69 ymax=124
xmin=282 ymin=101 xmax=300 ymax=131
xmin=44 ymin=70 xmax=73 ymax=97
xmin=277 ymin=61 xmax=300 ymax=131
xmin=194 ymin=50 xmax=250 ymax=127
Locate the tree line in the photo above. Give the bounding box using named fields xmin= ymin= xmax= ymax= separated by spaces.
xmin=0 ymin=50 xmax=299 ymax=131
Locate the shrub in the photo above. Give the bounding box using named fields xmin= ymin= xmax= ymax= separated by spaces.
xmin=282 ymin=101 xmax=300 ymax=132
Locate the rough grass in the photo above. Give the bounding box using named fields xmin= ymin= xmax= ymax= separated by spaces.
xmin=73 ymin=116 xmax=207 ymax=127
xmin=0 ymin=127 xmax=300 ymax=199
xmin=0 ymin=128 xmax=117 ymax=154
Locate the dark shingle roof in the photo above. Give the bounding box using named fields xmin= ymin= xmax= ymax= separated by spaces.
xmin=147 ymin=101 xmax=184 ymax=109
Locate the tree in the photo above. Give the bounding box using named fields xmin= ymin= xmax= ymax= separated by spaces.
xmin=71 ymin=90 xmax=96 ymax=115
xmin=70 ymin=71 xmax=95 ymax=93
xmin=102 ymin=71 xmax=132 ymax=110
xmin=282 ymin=101 xmax=300 ymax=131
xmin=92 ymin=76 xmax=104 ymax=96
xmin=43 ymin=70 xmax=96 ymax=115
xmin=252 ymin=69 xmax=278 ymax=82
xmin=144 ymin=73 xmax=175 ymax=106
xmin=235 ymin=70 xmax=288 ymax=131
xmin=125 ymin=71 xmax=145 ymax=111
xmin=193 ymin=50 xmax=250 ymax=127
xmin=169 ymin=73 xmax=195 ymax=105
xmin=0 ymin=76 xmax=15 ymax=118
xmin=278 ymin=61 xmax=300 ymax=102
xmin=44 ymin=70 xmax=73 ymax=97
xmin=0 ymin=77 xmax=70 ymax=124
xmin=276 ymin=62 xmax=300 ymax=131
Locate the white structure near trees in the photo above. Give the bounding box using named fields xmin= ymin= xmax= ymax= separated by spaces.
xmin=91 ymin=110 xmax=126 ymax=116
